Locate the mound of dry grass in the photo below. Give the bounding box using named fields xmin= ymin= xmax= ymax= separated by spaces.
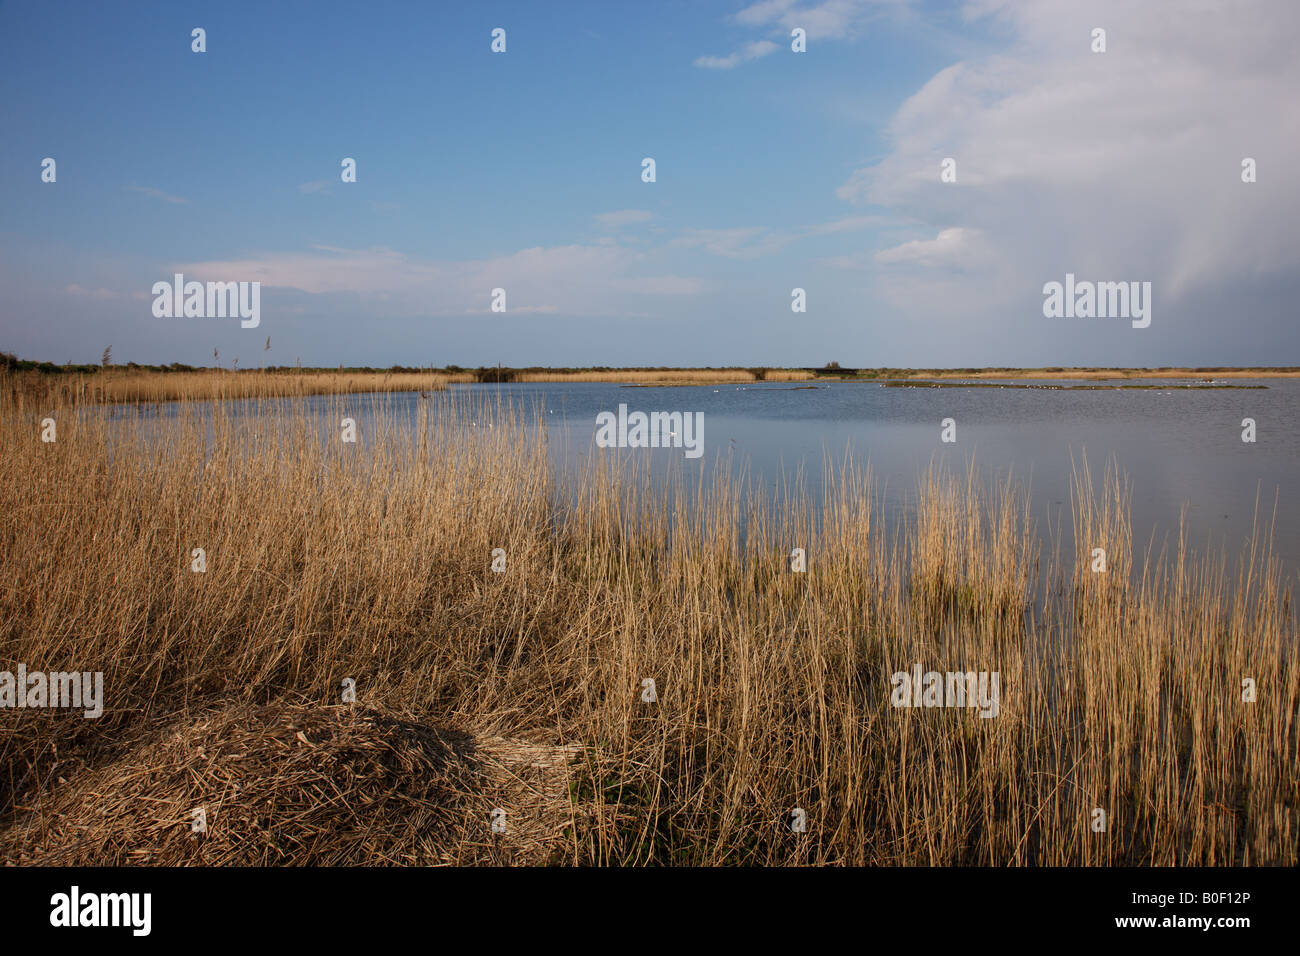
xmin=2 ymin=701 xmax=579 ymax=866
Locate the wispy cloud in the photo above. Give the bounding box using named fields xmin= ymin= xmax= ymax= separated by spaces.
xmin=298 ymin=181 xmax=331 ymax=194
xmin=695 ymin=0 xmax=909 ymax=69
xmin=673 ymin=215 xmax=881 ymax=259
xmin=175 ymin=243 xmax=706 ymax=318
xmin=672 ymin=226 xmax=790 ymax=258
xmin=804 ymin=214 xmax=887 ymax=236
xmin=735 ymin=0 xmax=908 ymax=40
xmin=124 ymin=185 xmax=189 ymax=205
xmin=595 ymin=209 xmax=655 ymax=228
xmin=871 ymin=227 xmax=993 ymax=270
xmin=694 ymin=39 xmax=779 ymax=70
xmin=64 ymin=283 xmax=122 ymax=300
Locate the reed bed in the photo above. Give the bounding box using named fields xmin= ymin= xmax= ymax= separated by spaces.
xmin=0 ymin=379 xmax=1294 ymax=866
xmin=763 ymin=369 xmax=818 ymax=382
xmin=2 ymin=370 xmax=470 ymax=409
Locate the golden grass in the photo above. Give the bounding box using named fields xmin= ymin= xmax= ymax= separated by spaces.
xmin=763 ymin=369 xmax=818 ymax=382
xmin=2 ymin=370 xmax=473 ymax=408
xmin=0 ymin=377 xmax=1294 ymax=865
xmin=4 ymin=368 xmax=813 ymax=408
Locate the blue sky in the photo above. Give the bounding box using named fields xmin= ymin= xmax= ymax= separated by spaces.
xmin=2 ymin=0 xmax=1297 ymax=368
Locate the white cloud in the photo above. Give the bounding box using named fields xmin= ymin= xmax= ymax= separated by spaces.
xmin=838 ymin=0 xmax=1300 ymax=312
xmin=694 ymin=2 xmax=911 ymax=69
xmin=175 ymin=243 xmax=705 ymax=318
xmin=694 ymin=40 xmax=779 ymax=69
xmin=734 ymin=0 xmax=909 ymax=40
xmin=873 ymin=227 xmax=992 ymax=269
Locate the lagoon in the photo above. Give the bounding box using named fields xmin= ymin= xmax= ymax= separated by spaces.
xmin=455 ymin=377 xmax=1300 ymax=577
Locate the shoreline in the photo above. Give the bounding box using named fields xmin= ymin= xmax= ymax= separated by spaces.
xmin=4 ymin=363 xmax=1298 ymax=407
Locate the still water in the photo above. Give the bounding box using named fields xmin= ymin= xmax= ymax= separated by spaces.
xmin=449 ymin=378 xmax=1300 ymax=577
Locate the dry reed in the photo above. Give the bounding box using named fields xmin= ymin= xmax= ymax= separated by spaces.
xmin=2 ymin=370 xmax=471 ymax=409
xmin=0 ymin=375 xmax=1294 ymax=865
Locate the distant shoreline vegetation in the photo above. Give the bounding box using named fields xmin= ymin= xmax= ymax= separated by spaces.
xmin=881 ymin=381 xmax=1267 ymax=390
xmin=6 ymin=352 xmax=1300 ymax=380
xmin=1 ymin=352 xmax=1295 ymax=406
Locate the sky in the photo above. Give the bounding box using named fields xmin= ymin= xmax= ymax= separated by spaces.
xmin=1 ymin=0 xmax=1297 ymax=369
